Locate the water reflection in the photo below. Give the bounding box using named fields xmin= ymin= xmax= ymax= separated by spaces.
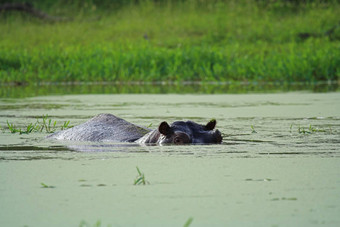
xmin=1 ymin=82 xmax=339 ymax=98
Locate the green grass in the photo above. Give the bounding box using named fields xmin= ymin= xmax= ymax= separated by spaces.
xmin=134 ymin=166 xmax=149 ymax=185
xmin=40 ymin=182 xmax=56 ymax=188
xmin=183 ymin=217 xmax=194 ymax=227
xmin=297 ymin=125 xmax=328 ymax=134
xmin=251 ymin=125 xmax=257 ymax=133
xmin=79 ymin=220 xmax=114 ymax=227
xmin=289 ymin=124 xmax=332 ymax=134
xmin=5 ymin=115 xmax=72 ymax=134
xmin=0 ymin=0 xmax=339 ymax=84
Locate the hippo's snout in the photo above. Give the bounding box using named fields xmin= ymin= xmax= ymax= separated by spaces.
xmin=156 ymin=120 xmax=223 ymax=145
xmin=213 ymin=129 xmax=223 ymax=143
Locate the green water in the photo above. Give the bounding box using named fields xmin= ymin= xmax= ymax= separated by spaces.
xmin=1 ymin=92 xmax=340 ymax=226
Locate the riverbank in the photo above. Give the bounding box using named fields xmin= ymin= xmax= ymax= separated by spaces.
xmin=0 ymin=0 xmax=339 ymax=84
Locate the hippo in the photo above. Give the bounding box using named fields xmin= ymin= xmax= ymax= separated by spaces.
xmin=47 ymin=113 xmax=222 ymax=145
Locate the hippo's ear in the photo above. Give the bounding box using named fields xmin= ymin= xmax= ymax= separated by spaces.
xmin=158 ymin=121 xmax=173 ymax=136
xmin=204 ymin=119 xmax=216 ymax=131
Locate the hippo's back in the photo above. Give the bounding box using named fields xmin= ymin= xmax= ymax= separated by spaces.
xmin=47 ymin=114 xmax=150 ymax=142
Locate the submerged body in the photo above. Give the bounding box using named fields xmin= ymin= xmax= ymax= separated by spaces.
xmin=47 ymin=113 xmax=222 ymax=145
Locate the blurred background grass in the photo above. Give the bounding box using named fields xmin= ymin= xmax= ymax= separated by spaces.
xmin=0 ymin=0 xmax=339 ymax=84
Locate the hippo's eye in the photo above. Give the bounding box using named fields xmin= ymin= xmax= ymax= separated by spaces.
xmin=174 ymin=137 xmax=182 ymax=144
xmin=172 ymin=132 xmax=191 ymax=144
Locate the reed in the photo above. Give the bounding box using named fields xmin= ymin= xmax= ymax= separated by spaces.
xmin=134 ymin=166 xmax=149 ymax=185
xmin=4 ymin=115 xmax=73 ymax=134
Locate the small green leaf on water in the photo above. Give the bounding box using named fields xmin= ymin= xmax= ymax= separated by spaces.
xmin=134 ymin=166 xmax=149 ymax=185
xmin=136 ymin=166 xmax=142 ymax=176
xmin=282 ymin=197 xmax=297 ymax=201
xmin=41 ymin=182 xmax=55 ymax=188
xmin=183 ymin=217 xmax=194 ymax=227
xmin=79 ymin=220 xmax=102 ymax=227
xmin=251 ymin=125 xmax=257 ymax=133
xmin=79 ymin=220 xmax=87 ymax=227
xmin=134 ymin=177 xmax=143 ymax=185
xmin=298 ymin=124 xmax=327 ymax=134
xmin=94 ymin=220 xmax=101 ymax=227
xmin=263 ymin=178 xmax=272 ymax=181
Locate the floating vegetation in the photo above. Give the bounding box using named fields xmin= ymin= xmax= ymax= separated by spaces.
xmin=7 ymin=121 xmax=37 ymax=134
xmin=183 ymin=217 xmax=194 ymax=227
xmin=7 ymin=121 xmax=23 ymax=134
xmin=290 ymin=124 xmax=293 ymax=133
xmin=251 ymin=125 xmax=257 ymax=133
xmin=79 ymin=220 xmax=103 ymax=227
xmin=40 ymin=182 xmax=56 ymax=188
xmin=4 ymin=115 xmax=73 ymax=134
xmin=297 ymin=125 xmax=327 ymax=134
xmin=271 ymin=197 xmax=297 ymax=201
xmin=134 ymin=166 xmax=149 ymax=185
xmin=62 ymin=120 xmax=71 ymax=130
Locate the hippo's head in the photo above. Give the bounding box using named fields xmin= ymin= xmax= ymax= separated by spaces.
xmin=157 ymin=119 xmax=222 ymax=145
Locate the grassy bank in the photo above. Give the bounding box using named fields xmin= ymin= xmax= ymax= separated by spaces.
xmin=0 ymin=0 xmax=339 ymax=84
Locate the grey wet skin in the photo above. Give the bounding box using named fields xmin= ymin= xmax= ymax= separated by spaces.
xmin=46 ymin=114 xmax=150 ymax=142
xmin=136 ymin=120 xmax=222 ymax=144
xmin=47 ymin=113 xmax=222 ymax=144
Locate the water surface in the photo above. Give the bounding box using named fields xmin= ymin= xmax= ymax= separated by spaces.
xmin=0 ymin=92 xmax=340 ymax=226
